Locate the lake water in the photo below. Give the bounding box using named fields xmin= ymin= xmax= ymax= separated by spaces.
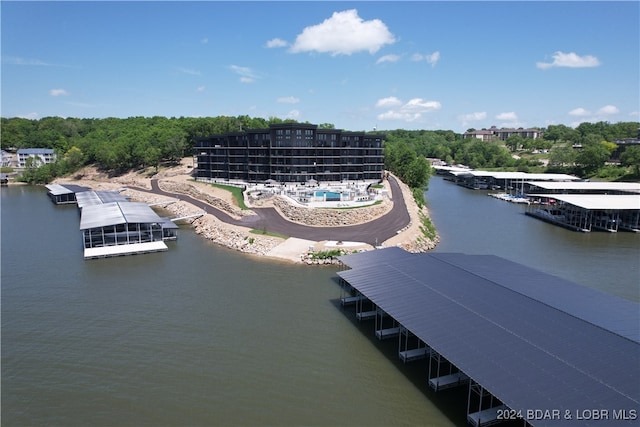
xmin=1 ymin=178 xmax=637 ymax=426
xmin=427 ymin=177 xmax=639 ymax=302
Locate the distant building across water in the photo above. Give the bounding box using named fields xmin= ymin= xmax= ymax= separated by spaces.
xmin=463 ymin=126 xmax=542 ymax=141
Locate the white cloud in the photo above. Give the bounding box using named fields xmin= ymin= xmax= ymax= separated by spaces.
xmin=201 ymin=38 xmax=209 ymax=44
xmin=569 ymin=104 xmax=621 ymax=123
xmin=375 ymin=96 xmax=441 ymax=122
xmin=496 ymin=112 xmax=518 ymax=121
xmin=286 ymin=109 xmax=301 ymax=120
xmin=375 ymin=96 xmax=402 ymax=108
xmin=458 ymin=112 xmax=487 ymax=126
xmin=629 ymin=111 xmax=639 ymax=118
xmin=494 ymin=112 xmax=522 ymax=128
xmin=266 ymin=38 xmax=288 ymax=48
xmin=426 ymin=51 xmax=440 ymax=67
xmin=277 ymin=96 xmax=300 ymax=104
xmin=230 ymin=65 xmax=260 ymax=83
xmin=569 ymin=107 xmax=591 ymax=116
xmin=178 ymin=67 xmax=201 ymax=76
xmin=460 ymin=112 xmax=487 ymax=121
xmin=404 ymin=98 xmax=441 ymax=111
xmin=289 ymin=9 xmax=396 ymax=56
xmin=596 ymin=105 xmax=619 ymax=115
xmin=18 ymin=112 xmax=39 ymax=120
xmin=410 ymin=51 xmax=440 ymax=67
xmin=196 ymin=86 xmax=206 ymax=92
xmin=536 ymin=51 xmax=601 ymax=69
xmin=5 ymin=56 xmax=55 ymax=66
xmin=376 ymin=54 xmax=400 ymax=64
xmin=49 ymin=88 xmax=69 ymax=97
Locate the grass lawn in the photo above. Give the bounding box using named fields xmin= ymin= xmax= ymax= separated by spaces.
xmin=250 ymin=229 xmax=288 ymax=239
xmin=210 ymin=183 xmax=249 ymax=210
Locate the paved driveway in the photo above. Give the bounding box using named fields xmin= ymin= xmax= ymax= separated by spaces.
xmin=141 ymin=176 xmax=411 ymax=246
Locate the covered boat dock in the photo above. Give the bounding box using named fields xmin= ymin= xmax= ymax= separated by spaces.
xmin=45 ymin=183 xmax=91 ymax=204
xmin=442 ymin=170 xmax=579 ymax=192
xmin=80 ymin=201 xmax=173 ymax=259
xmin=337 ymin=248 xmax=640 ymax=426
xmin=526 ymin=181 xmax=640 ymax=196
xmin=526 ymin=194 xmax=640 ymax=232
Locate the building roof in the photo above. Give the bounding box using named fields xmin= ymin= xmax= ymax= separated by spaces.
xmin=337 ymin=249 xmax=640 ymax=425
xmin=17 ymin=148 xmax=55 ymax=154
xmin=531 ymin=194 xmax=640 ymax=210
xmin=80 ymin=202 xmax=164 ymax=230
xmin=527 ymin=181 xmax=640 ymax=193
xmin=464 ymin=129 xmax=494 ymax=135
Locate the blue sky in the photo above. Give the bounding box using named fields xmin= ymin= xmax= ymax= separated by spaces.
xmin=2 ymin=1 xmax=638 ymax=133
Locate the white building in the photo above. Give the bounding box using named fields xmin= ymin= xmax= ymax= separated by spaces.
xmin=1 ymin=150 xmax=14 ymax=167
xmin=17 ymin=148 xmax=56 ymax=168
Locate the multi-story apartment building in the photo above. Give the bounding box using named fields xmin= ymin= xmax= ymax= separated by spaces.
xmin=17 ymin=148 xmax=57 ymax=168
xmin=195 ymin=123 xmax=385 ymax=184
xmin=464 ymin=126 xmax=542 ymax=141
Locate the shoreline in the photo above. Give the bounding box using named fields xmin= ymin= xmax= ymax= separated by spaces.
xmin=51 ymin=159 xmax=439 ymax=263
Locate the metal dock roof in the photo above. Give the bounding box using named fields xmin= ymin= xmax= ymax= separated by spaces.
xmin=527 ymin=181 xmax=640 ymax=193
xmin=531 ymin=194 xmax=640 ymax=210
xmin=80 ymin=202 xmax=164 ymax=230
xmin=451 ymin=171 xmax=580 ymax=181
xmin=337 ymin=249 xmax=640 ymax=425
xmin=76 ymin=190 xmax=129 ymax=209
xmin=45 ymin=183 xmax=91 ymax=196
xmin=338 ymin=246 xmax=414 ymax=270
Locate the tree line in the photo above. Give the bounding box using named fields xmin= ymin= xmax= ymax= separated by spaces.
xmin=1 ymin=115 xmax=302 ymax=183
xmin=1 ymin=116 xmax=638 ymax=186
xmin=383 ymin=122 xmax=639 ymax=180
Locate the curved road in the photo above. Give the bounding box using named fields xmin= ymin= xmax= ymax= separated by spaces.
xmin=136 ymin=176 xmax=411 ymax=246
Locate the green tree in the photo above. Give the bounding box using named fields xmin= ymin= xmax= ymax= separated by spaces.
xmin=0 ymin=117 xmax=36 ymax=149
xmin=575 ymin=142 xmax=609 ymax=175
xmin=318 ymin=123 xmax=336 ymax=129
xmin=20 ymin=157 xmax=54 ymax=184
xmin=404 ymin=156 xmax=431 ymax=189
xmin=505 ymin=134 xmax=524 ymax=152
xmin=620 ymin=146 xmax=640 ymax=176
xmin=145 ymin=146 xmax=162 ymax=172
xmin=63 ymin=146 xmax=85 ymax=169
xmin=544 ymin=124 xmax=576 ymax=143
xmin=548 ymin=146 xmax=576 ymax=169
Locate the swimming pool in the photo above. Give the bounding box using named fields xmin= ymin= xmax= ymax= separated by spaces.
xmin=314 ymin=191 xmax=342 ymax=201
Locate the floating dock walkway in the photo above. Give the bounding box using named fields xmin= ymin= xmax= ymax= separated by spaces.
xmin=337 ymin=247 xmax=640 ymax=426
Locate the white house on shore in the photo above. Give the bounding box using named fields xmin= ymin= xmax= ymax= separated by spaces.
xmin=17 ymin=148 xmax=56 ymax=168
xmin=1 ymin=150 xmax=14 ymax=167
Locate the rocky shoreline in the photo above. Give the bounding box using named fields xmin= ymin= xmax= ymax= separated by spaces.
xmin=53 ymin=159 xmax=439 ymax=263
